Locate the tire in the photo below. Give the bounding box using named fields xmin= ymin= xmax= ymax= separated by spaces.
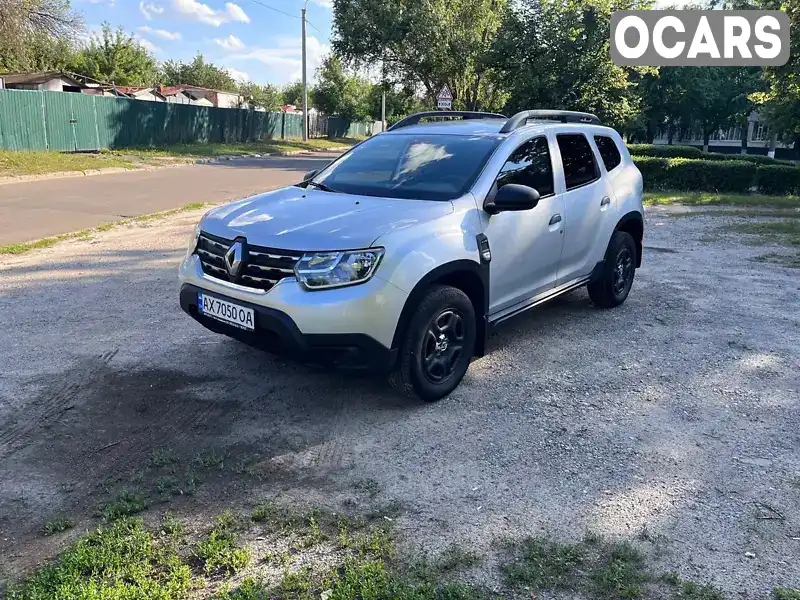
xmin=388 ymin=285 xmax=476 ymax=402
xmin=587 ymin=230 xmax=637 ymax=309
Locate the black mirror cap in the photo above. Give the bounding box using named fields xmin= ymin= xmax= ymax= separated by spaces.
xmin=484 ymin=184 xmax=540 ymax=214
xmin=303 ymin=169 xmax=319 ymax=181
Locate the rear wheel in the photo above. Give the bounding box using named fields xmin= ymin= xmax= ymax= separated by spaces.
xmin=389 ymin=285 xmax=476 ymax=402
xmin=587 ymin=230 xmax=637 ymax=308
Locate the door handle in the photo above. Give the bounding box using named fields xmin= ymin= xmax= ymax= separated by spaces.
xmin=549 ymin=214 xmax=562 ymax=226
xmin=601 ymin=196 xmax=611 ymax=207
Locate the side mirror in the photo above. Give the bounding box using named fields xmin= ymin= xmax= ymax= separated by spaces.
xmin=484 ymin=184 xmax=540 ymax=214
xmin=303 ymin=169 xmax=318 ymax=181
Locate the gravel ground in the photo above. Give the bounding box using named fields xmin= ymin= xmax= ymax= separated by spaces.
xmin=0 ymin=204 xmax=797 ymax=596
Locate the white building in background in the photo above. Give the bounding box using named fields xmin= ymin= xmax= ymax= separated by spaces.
xmin=653 ymin=111 xmax=795 ymax=160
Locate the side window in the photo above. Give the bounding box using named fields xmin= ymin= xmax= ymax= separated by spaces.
xmin=495 ymin=136 xmax=554 ymax=196
xmin=594 ymin=135 xmax=622 ymax=172
xmin=556 ymin=134 xmax=600 ymax=190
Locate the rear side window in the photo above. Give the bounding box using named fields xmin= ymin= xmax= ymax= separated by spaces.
xmin=594 ymin=135 xmax=622 ymax=171
xmin=556 ymin=134 xmax=599 ymax=190
xmin=495 ymin=136 xmax=554 ymax=197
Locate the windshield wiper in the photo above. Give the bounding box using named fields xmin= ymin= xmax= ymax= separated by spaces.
xmin=306 ymin=180 xmax=338 ymax=193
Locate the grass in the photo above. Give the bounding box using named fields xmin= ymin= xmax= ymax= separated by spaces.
xmin=99 ymin=491 xmax=148 ymax=521
xmin=0 ymin=201 xmax=209 ymax=255
xmin=721 ymin=219 xmax=800 ymax=246
xmin=111 ymin=137 xmax=357 ymax=159
xmin=775 ymin=589 xmax=800 ymax=600
xmin=0 ymin=138 xmax=355 ymax=178
xmin=42 ymin=518 xmax=74 ymax=536
xmin=194 ymin=512 xmax=251 ymax=576
xmin=645 ymin=191 xmax=800 ymax=208
xmin=7 ymin=518 xmax=192 ymax=600
xmin=501 ymin=533 xmax=726 ymax=600
xmin=0 ymin=149 xmax=138 ymax=177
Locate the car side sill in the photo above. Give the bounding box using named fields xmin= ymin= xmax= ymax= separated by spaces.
xmin=488 ymin=276 xmax=591 ymax=326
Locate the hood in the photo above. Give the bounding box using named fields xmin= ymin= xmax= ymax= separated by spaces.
xmin=200 ymin=185 xmax=454 ymax=251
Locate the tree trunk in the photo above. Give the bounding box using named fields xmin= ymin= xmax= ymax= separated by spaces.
xmin=667 ymin=123 xmax=674 ymax=145
xmin=741 ymin=118 xmax=748 ymax=155
xmin=703 ymin=130 xmax=710 ymax=153
xmin=768 ymin=134 xmax=777 ymax=159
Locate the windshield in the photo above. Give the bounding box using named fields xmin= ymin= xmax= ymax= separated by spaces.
xmin=309 ymin=134 xmax=501 ymax=201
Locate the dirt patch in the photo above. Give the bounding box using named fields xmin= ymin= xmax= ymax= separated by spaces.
xmin=0 ymin=206 xmax=798 ymax=596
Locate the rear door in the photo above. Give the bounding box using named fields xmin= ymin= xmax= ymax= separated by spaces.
xmin=554 ymin=133 xmax=612 ymax=284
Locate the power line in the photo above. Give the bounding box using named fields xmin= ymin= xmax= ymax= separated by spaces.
xmin=241 ymin=0 xmax=323 ymax=32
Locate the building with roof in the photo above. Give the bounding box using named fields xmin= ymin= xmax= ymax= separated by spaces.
xmin=0 ymin=72 xmax=86 ymax=93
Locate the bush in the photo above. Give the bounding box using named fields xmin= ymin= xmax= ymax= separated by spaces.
xmin=632 ymin=156 xmax=670 ymax=189
xmin=755 ymin=165 xmax=800 ymax=195
xmin=627 ymin=144 xmax=704 ymax=159
xmin=630 ymin=156 xmax=800 ymax=194
xmin=667 ymin=158 xmax=758 ymax=193
xmin=628 ymin=143 xmax=794 ymax=166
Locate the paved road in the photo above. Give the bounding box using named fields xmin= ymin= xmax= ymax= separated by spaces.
xmin=0 ymin=152 xmax=339 ymax=246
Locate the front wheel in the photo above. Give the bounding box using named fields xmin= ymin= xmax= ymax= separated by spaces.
xmin=587 ymin=230 xmax=637 ymax=308
xmin=389 ymin=285 xmax=476 ymax=402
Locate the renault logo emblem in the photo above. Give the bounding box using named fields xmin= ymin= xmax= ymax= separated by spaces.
xmin=224 ymin=241 xmax=244 ymax=277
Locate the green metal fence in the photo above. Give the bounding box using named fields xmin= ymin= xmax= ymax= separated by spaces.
xmin=0 ymin=88 xmax=304 ymax=152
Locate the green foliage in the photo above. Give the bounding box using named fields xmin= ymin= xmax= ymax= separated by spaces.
xmin=332 ymin=0 xmax=509 ymax=111
xmin=628 ymin=144 xmax=793 ymax=165
xmin=43 ymin=518 xmax=74 ymax=536
xmin=71 ymin=23 xmax=159 ymax=86
xmin=100 ymin=491 xmax=148 ymax=521
xmin=161 ymin=53 xmax=238 ymax=92
xmin=775 ymin=589 xmax=800 ymax=600
xmin=8 ymin=518 xmax=192 ymax=600
xmin=755 ymin=165 xmax=800 ymax=196
xmin=628 ymin=144 xmax=704 ymax=159
xmin=590 ymin=541 xmax=646 ymax=599
xmin=194 ymin=512 xmax=251 ymax=576
xmin=282 ymin=81 xmax=304 ymax=107
xmin=491 ymin=0 xmax=649 ymax=129
xmin=312 ymin=56 xmax=373 ymax=122
xmin=502 ymin=536 xmax=586 ymax=589
xmin=238 ymin=82 xmax=283 ymax=111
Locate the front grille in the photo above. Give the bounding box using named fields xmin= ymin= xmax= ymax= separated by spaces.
xmin=195 ymin=232 xmax=302 ymax=292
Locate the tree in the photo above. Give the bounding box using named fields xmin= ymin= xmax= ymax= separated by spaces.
xmin=0 ymin=0 xmax=82 ymax=71
xmin=489 ymin=0 xmax=652 ymax=130
xmin=332 ymin=0 xmax=509 ymax=110
xmin=311 ymin=55 xmax=372 ymax=121
xmin=161 ymin=54 xmax=238 ymax=91
xmin=367 ymin=82 xmax=424 ymax=120
xmin=70 ymin=23 xmax=158 ymax=86
xmin=237 ymin=82 xmax=283 ymax=111
xmin=282 ymin=81 xmax=303 ymax=106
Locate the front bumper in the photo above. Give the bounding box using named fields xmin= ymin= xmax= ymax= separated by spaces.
xmin=178 ymin=254 xmax=406 ymax=371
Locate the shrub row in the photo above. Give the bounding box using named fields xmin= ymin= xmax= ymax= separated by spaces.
xmin=628 ymin=143 xmax=794 ymax=166
xmin=633 ymin=156 xmax=800 ymax=195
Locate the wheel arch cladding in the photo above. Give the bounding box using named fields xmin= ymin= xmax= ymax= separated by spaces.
xmin=615 ymin=211 xmax=644 ymax=267
xmin=391 ymin=260 xmax=489 ymax=357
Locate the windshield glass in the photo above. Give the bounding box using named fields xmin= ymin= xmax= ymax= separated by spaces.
xmin=309 ymin=134 xmax=501 ymax=201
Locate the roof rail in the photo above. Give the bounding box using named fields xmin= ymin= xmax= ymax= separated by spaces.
xmin=387 ymin=111 xmax=507 ymax=131
xmin=499 ymin=110 xmax=601 ymax=133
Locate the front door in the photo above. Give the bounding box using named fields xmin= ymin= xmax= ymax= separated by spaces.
xmin=484 ymin=135 xmax=565 ymax=315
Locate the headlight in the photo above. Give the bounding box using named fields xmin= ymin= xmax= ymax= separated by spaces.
xmin=295 ymin=248 xmax=384 ymax=290
xmin=187 ymin=223 xmax=201 ymax=254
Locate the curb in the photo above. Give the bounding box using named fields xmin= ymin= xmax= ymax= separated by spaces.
xmin=0 ymin=147 xmax=348 ymax=186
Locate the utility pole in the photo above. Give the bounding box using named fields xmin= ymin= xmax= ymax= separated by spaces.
xmin=301 ymin=5 xmax=308 ymax=141
xmin=381 ymin=90 xmax=386 ymax=132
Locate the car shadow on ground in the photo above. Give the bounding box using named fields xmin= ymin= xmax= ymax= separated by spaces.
xmin=1 ymin=227 xmax=798 ymax=594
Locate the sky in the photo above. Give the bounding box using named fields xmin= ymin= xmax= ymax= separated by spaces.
xmin=73 ymin=0 xmax=335 ymax=86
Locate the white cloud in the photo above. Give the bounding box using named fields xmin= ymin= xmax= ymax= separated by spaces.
xmin=226 ymin=36 xmax=329 ymax=83
xmin=136 ymin=37 xmax=162 ymax=53
xmin=139 ymin=26 xmax=182 ymax=40
xmin=224 ymin=67 xmax=249 ymax=82
xmin=139 ymin=1 xmax=163 ymax=19
xmin=215 ymin=34 xmax=245 ymax=51
xmin=172 ymin=0 xmax=249 ymax=26
xmin=308 ymin=0 xmax=332 ymax=7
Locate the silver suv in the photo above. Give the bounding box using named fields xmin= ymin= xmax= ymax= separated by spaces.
xmin=179 ymin=110 xmax=644 ymax=401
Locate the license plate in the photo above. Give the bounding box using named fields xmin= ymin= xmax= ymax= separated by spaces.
xmin=197 ymin=293 xmax=255 ymax=331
